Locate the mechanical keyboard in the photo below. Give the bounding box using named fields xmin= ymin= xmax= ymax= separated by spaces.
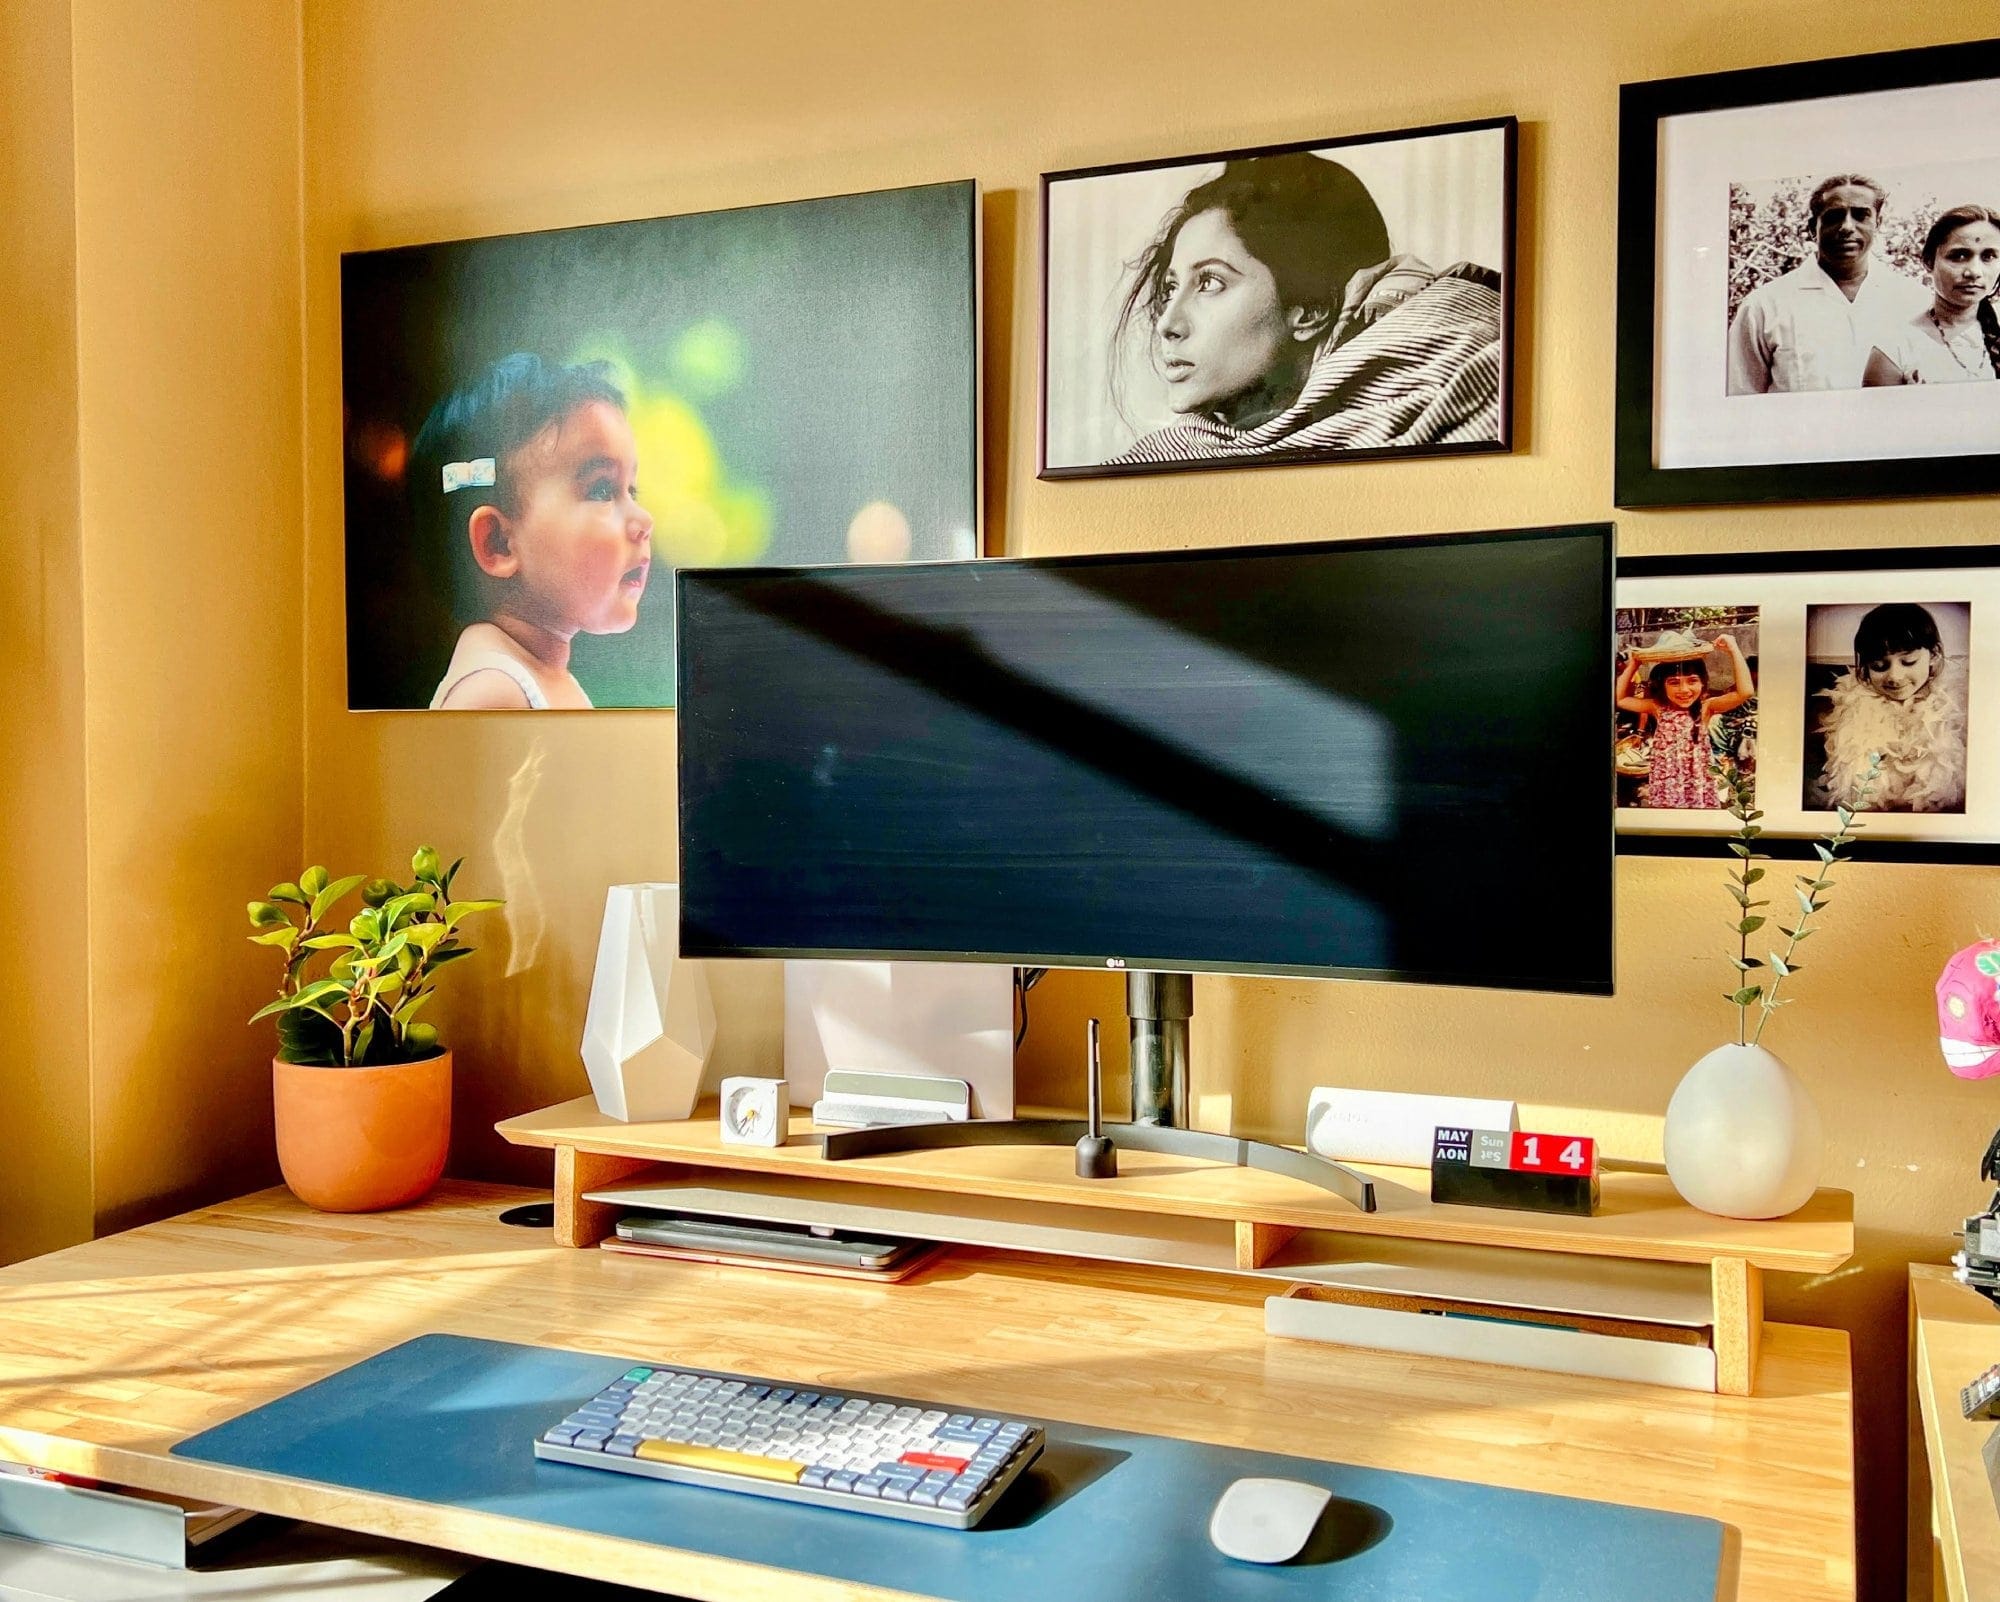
xmin=534 ymin=1361 xmax=1046 ymax=1528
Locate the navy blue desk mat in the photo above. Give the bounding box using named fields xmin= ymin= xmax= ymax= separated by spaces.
xmin=172 ymin=1334 xmax=1724 ymax=1601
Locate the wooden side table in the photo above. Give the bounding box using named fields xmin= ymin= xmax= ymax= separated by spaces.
xmin=1911 ymin=1264 xmax=2000 ymax=1602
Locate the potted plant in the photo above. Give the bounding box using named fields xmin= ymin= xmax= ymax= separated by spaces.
xmin=1661 ymin=760 xmax=1875 ymax=1219
xmin=247 ymin=847 xmax=500 ymax=1212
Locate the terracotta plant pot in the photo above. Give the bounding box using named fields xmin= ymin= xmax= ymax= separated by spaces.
xmin=272 ymin=1051 xmax=452 ymax=1212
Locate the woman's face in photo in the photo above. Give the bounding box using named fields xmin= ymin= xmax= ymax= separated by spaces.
xmin=1862 ymin=646 xmax=1936 ymax=704
xmin=1930 ymin=221 xmax=2000 ymax=313
xmin=1152 ymin=208 xmax=1293 ymax=421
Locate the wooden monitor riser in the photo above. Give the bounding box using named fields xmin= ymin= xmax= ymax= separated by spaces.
xmin=498 ymin=1096 xmax=1854 ymax=1398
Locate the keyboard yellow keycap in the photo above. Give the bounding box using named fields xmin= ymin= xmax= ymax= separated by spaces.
xmin=635 ymin=1440 xmax=804 ymax=1483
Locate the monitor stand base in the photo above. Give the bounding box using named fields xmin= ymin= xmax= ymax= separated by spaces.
xmin=819 ymin=1119 xmax=1376 ymax=1213
xmin=818 ymin=969 xmax=1375 ymax=1212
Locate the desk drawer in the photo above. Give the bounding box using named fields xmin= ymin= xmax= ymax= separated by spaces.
xmin=0 ymin=1470 xmax=252 ymax=1567
xmin=1265 ymin=1283 xmax=1719 ymax=1390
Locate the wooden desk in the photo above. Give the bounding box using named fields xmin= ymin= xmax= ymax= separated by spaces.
xmin=1912 ymin=1264 xmax=2000 ymax=1602
xmin=0 ymin=1183 xmax=1855 ymax=1600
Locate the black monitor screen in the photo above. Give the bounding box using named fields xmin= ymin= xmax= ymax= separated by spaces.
xmin=677 ymin=525 xmax=1612 ymax=994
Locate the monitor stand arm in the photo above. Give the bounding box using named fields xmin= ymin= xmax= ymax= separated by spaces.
xmin=1127 ymin=970 xmax=1191 ymax=1127
xmin=818 ymin=971 xmax=1377 ymax=1213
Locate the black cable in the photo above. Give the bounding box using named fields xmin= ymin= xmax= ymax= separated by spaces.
xmin=1014 ymin=967 xmax=1048 ymax=1048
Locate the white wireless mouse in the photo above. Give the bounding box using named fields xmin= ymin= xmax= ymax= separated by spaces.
xmin=1208 ymin=1475 xmax=1333 ymax=1564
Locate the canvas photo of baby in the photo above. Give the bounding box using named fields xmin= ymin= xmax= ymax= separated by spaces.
xmin=339 ymin=181 xmax=980 ymax=710
xmin=1802 ymin=600 xmax=1971 ymax=813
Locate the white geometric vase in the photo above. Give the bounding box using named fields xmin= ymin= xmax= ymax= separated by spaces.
xmin=1662 ymin=1042 xmax=1822 ymax=1220
xmin=580 ymin=883 xmax=716 ymax=1122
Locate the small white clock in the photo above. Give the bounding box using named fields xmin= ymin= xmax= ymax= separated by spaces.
xmin=719 ymin=1077 xmax=789 ymax=1147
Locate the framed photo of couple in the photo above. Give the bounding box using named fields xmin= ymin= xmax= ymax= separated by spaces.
xmin=1615 ymin=545 xmax=2000 ymax=864
xmin=1040 ymin=116 xmax=1516 ymax=478
xmin=1616 ymin=38 xmax=2000 ymax=507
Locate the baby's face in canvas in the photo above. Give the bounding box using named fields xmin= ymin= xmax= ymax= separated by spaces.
xmin=1862 ymin=647 xmax=1935 ymax=704
xmin=505 ymin=401 xmax=654 ymax=636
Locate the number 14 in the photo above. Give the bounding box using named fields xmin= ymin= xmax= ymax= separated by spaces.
xmin=1512 ymin=1132 xmax=1595 ymax=1174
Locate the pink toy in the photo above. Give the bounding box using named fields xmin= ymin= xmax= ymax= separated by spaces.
xmin=1938 ymin=939 xmax=2000 ymax=1079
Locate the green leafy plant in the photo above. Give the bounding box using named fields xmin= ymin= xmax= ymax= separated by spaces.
xmin=246 ymin=847 xmax=501 ymax=1066
xmin=1715 ymin=756 xmax=1878 ymax=1046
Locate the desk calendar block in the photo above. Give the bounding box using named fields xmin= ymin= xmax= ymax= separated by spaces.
xmin=1431 ymin=1126 xmax=1600 ymax=1216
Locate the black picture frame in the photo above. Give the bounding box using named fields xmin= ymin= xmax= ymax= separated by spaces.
xmin=1615 ymin=544 xmax=2000 ymax=863
xmin=1615 ymin=38 xmax=2000 ymax=509
xmin=1039 ymin=116 xmax=1517 ymax=481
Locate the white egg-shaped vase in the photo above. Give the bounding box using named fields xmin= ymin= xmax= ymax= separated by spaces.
xmin=1663 ymin=1043 xmax=1822 ymax=1219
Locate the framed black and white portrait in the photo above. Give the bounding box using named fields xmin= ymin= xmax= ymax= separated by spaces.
xmin=1616 ymin=39 xmax=2000 ymax=507
xmin=1617 ymin=546 xmax=2000 ymax=863
xmin=1800 ymin=600 xmax=1970 ymax=815
xmin=1040 ymin=117 xmax=1516 ymax=480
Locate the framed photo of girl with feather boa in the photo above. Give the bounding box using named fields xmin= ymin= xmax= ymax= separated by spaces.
xmin=1618 ymin=546 xmax=2000 ymax=864
xmin=1039 ymin=118 xmax=1515 ymax=478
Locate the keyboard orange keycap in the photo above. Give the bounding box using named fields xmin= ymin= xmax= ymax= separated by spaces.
xmin=634 ymin=1440 xmax=804 ymax=1483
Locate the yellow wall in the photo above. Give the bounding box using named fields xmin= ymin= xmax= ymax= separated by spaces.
xmin=293 ymin=2 xmax=1992 ymax=1596
xmin=0 ymin=0 xmax=307 ymax=1249
xmin=69 ymin=0 xmax=306 ymax=1234
xmin=0 ymin=0 xmax=91 ymax=1266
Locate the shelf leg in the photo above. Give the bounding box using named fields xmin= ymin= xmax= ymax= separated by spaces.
xmin=555 ymin=1147 xmax=656 ymax=1247
xmin=1234 ymin=1221 xmax=1300 ymax=1271
xmin=1711 ymin=1256 xmax=1764 ymax=1396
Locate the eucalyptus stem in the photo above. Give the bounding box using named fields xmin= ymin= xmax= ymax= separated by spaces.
xmin=1715 ymin=762 xmax=1767 ymax=1047
xmin=1714 ymin=752 xmax=1878 ymax=1047
xmin=1734 ymin=867 xmax=1752 ymax=1049
xmin=1750 ymin=758 xmax=1878 ymax=1045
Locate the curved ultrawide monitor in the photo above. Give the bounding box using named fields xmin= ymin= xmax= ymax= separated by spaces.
xmin=676 ymin=524 xmax=1613 ymax=994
